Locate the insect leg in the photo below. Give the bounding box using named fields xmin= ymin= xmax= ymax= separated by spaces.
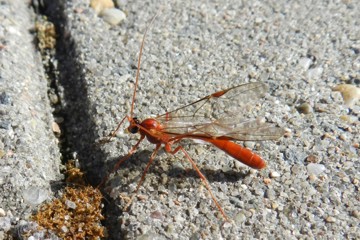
xmin=98 ymin=135 xmax=145 ymax=188
xmin=168 ymin=145 xmax=230 ymax=221
xmin=99 ymin=115 xmax=129 ymax=144
xmin=123 ymin=143 xmax=161 ymax=211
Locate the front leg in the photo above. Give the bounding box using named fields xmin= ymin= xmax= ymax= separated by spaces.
xmin=98 ymin=134 xmax=145 ymax=188
xmin=124 ymin=143 xmax=161 ymax=211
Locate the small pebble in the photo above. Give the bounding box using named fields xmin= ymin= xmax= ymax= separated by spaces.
xmin=298 ymin=57 xmax=312 ymax=70
xmin=263 ymin=178 xmax=271 ymax=184
xmin=271 ymin=202 xmax=279 ymax=209
xmin=137 ymin=194 xmax=148 ymax=201
xmin=161 ymin=173 xmax=168 ymax=185
xmin=339 ymin=115 xmax=358 ymax=123
xmin=296 ymin=103 xmax=312 ymax=114
xmin=351 ymin=210 xmax=359 ymax=219
xmin=307 ymin=67 xmax=323 ymax=80
xmin=249 ymin=169 xmax=257 ymax=175
xmin=345 ymin=127 xmax=352 ymax=133
xmin=52 ymin=122 xmax=61 ymax=134
xmin=342 ymin=176 xmax=350 ymax=183
xmin=240 ymin=184 xmax=248 ymax=190
xmin=65 ymin=200 xmax=77 ymax=209
xmin=177 ymin=195 xmax=185 ymax=202
xmin=22 ymin=187 xmax=49 ymax=205
xmin=255 ymin=17 xmax=263 ymax=24
xmin=61 ymin=225 xmax=69 ymax=233
xmin=234 ymin=212 xmax=246 ymax=223
xmin=270 ymin=171 xmax=280 ymax=178
xmin=100 ymin=8 xmax=126 ymax=26
xmin=115 ymin=0 xmax=128 ymax=7
xmin=0 ymin=149 xmax=5 ymax=158
xmin=0 ymin=92 xmax=12 ymax=105
xmin=249 ymin=209 xmax=256 ymax=216
xmin=283 ymin=130 xmax=292 ymax=138
xmin=332 ymin=84 xmax=360 ymax=107
xmin=265 ymin=189 xmax=276 ymax=200
xmin=322 ymin=132 xmax=336 ymax=140
xmin=174 ymin=214 xmax=185 ymax=222
xmin=0 ymin=208 xmax=5 ymax=217
xmin=307 ymin=163 xmax=326 ymax=176
xmin=352 ymin=178 xmax=359 ymax=185
xmin=325 ymin=216 xmax=336 ymax=223
xmin=0 ymin=217 xmax=11 ymax=231
xmin=166 ymin=224 xmax=175 ymax=234
xmin=308 ymin=174 xmax=317 ymax=181
xmin=306 ymin=155 xmax=318 ymax=163
xmin=49 ymin=92 xmax=59 ymax=104
xmin=244 ymin=141 xmax=255 ymax=149
xmin=90 ymin=0 xmax=114 ymax=14
xmin=150 ymin=210 xmax=163 ymax=220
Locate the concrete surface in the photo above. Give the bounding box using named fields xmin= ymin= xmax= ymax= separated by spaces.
xmin=0 ymin=0 xmax=359 ymax=239
xmin=0 ymin=0 xmax=62 ymax=239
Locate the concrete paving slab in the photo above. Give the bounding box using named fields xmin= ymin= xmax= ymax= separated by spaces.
xmin=1 ymin=0 xmax=359 ymax=239
xmin=0 ymin=0 xmax=62 ymax=238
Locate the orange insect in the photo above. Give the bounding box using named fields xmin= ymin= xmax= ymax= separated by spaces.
xmin=102 ymin=15 xmax=284 ymax=221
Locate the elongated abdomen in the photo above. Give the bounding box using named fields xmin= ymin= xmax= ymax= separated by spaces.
xmin=202 ymin=138 xmax=266 ymax=169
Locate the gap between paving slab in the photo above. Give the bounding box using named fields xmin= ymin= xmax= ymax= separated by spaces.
xmin=31 ymin=1 xmax=126 ymax=238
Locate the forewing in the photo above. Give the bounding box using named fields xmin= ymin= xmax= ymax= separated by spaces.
xmin=196 ymin=118 xmax=285 ymax=141
xmin=156 ymin=82 xmax=283 ymax=140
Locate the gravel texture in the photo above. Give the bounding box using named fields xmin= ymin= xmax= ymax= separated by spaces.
xmin=1 ymin=0 xmax=359 ymax=239
xmin=0 ymin=0 xmax=62 ymax=239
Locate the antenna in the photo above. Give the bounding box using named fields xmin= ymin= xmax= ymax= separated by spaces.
xmin=129 ymin=13 xmax=159 ymax=117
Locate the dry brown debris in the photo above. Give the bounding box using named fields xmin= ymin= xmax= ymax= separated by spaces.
xmin=35 ymin=16 xmax=56 ymax=52
xmin=32 ymin=161 xmax=105 ymax=239
xmin=65 ymin=160 xmax=86 ymax=185
xmin=33 ymin=186 xmax=104 ymax=239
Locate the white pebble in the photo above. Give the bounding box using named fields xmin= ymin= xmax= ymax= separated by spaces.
xmin=298 ymin=57 xmax=312 ymax=70
xmin=65 ymin=199 xmax=77 ymax=209
xmin=307 ymin=67 xmax=323 ymax=80
xmin=22 ymin=187 xmax=49 ymax=206
xmin=0 ymin=208 xmax=5 ymax=217
xmin=270 ymin=171 xmax=280 ymax=178
xmin=0 ymin=217 xmax=11 ymax=231
xmin=100 ymin=8 xmax=126 ymax=26
xmin=307 ymin=163 xmax=326 ymax=176
xmin=61 ymin=225 xmax=69 ymax=233
xmin=325 ymin=216 xmax=336 ymax=223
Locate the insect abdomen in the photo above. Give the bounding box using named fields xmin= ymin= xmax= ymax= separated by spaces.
xmin=203 ymin=138 xmax=266 ymax=169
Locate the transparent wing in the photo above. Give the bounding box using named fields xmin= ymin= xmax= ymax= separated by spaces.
xmin=156 ymin=82 xmax=284 ymax=141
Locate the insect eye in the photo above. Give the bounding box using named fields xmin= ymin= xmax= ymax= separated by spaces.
xmin=133 ymin=117 xmax=140 ymax=124
xmin=128 ymin=125 xmax=139 ymax=134
xmin=128 ymin=117 xmax=140 ymax=133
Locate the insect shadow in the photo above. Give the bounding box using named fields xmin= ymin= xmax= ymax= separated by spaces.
xmin=104 ymin=148 xmax=249 ymax=185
